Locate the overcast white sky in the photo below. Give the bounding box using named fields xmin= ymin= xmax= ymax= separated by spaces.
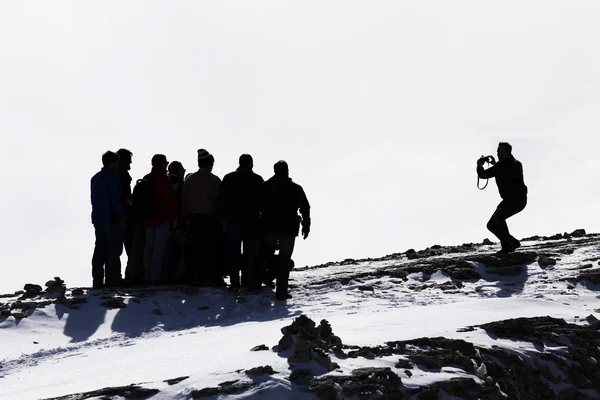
xmin=1 ymin=1 xmax=599 ymax=293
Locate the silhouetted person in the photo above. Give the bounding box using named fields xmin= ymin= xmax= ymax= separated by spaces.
xmin=182 ymin=149 xmax=223 ymax=285
xmin=143 ymin=154 xmax=177 ymax=284
xmin=163 ymin=161 xmax=189 ymax=283
xmin=256 ymin=161 xmax=310 ymax=300
xmin=219 ymin=154 xmax=264 ymax=290
xmin=90 ymin=151 xmax=126 ymax=289
xmin=116 ymin=149 xmax=134 ymax=267
xmin=477 ymin=142 xmax=528 ymax=254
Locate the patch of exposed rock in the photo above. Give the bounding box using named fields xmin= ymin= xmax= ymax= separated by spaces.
xmin=191 ymin=380 xmax=253 ymax=398
xmin=41 ymin=384 xmax=159 ymax=400
xmin=337 ymin=316 xmax=600 ymax=399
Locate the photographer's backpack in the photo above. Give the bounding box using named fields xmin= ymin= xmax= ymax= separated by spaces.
xmin=132 ymin=178 xmax=158 ymax=221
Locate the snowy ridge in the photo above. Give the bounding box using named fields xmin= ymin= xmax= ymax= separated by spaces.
xmin=1 ymin=232 xmax=600 ymax=399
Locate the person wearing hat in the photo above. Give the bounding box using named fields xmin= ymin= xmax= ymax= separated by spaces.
xmin=255 ymin=160 xmax=311 ymax=300
xmin=182 ymin=149 xmax=223 ymax=285
xmin=143 ymin=154 xmax=178 ymax=285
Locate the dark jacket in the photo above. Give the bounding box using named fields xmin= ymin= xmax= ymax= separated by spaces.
xmin=118 ymin=168 xmax=133 ymax=218
xmin=477 ymin=155 xmax=528 ymax=201
xmin=91 ymin=167 xmax=125 ymax=225
xmin=219 ymin=168 xmax=264 ymax=225
xmin=170 ymin=175 xmax=187 ymax=231
xmin=260 ymin=175 xmax=310 ymax=236
xmin=143 ymin=167 xmax=178 ymax=228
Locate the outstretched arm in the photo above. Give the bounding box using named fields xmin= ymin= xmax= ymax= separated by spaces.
xmin=298 ymin=187 xmax=311 ymax=239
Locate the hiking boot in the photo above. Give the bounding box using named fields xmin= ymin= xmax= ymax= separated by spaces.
xmin=511 ymin=238 xmax=522 ymax=251
xmin=276 ymin=293 xmax=292 ymax=301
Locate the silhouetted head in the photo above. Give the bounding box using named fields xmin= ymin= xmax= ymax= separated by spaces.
xmin=497 ymin=142 xmax=512 ymax=162
xmin=116 ymin=148 xmax=133 ymax=170
xmin=274 ymin=160 xmax=289 ymax=178
xmin=102 ymin=151 xmax=120 ymax=171
xmin=168 ymin=161 xmax=186 ymax=177
xmin=151 ymin=154 xmax=169 ymax=169
xmin=197 ymin=149 xmax=215 ymax=170
xmin=239 ymin=154 xmax=253 ymax=170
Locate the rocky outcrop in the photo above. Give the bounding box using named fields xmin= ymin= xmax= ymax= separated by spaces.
xmin=41 ymin=384 xmax=159 ymax=400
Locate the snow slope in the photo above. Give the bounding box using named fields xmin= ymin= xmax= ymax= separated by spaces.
xmin=1 ymin=234 xmax=600 ymax=399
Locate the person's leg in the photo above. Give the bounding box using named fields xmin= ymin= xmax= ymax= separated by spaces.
xmin=106 ymin=222 xmax=124 ymax=285
xmin=162 ymin=230 xmax=179 ymax=284
xmin=189 ymin=215 xmax=203 ymax=283
xmin=203 ymin=216 xmax=221 ymax=283
xmin=276 ymin=234 xmax=296 ymax=298
xmin=143 ymin=227 xmax=156 ymax=283
xmin=227 ymin=223 xmax=243 ymax=288
xmin=488 ymin=200 xmax=526 ymax=251
xmin=150 ymin=223 xmax=170 ymax=284
xmin=92 ymin=224 xmax=109 ymax=288
xmin=241 ymin=225 xmax=259 ymax=288
xmin=255 ymin=232 xmax=277 ymax=291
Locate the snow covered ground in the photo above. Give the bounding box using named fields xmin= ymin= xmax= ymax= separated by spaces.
xmin=1 ymin=234 xmax=600 ymax=399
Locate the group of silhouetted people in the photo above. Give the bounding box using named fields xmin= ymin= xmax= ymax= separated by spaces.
xmin=90 ymin=149 xmax=310 ymax=300
xmin=91 ymin=141 xmax=526 ymax=301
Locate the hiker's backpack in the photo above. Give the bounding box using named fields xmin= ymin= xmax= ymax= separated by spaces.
xmin=132 ymin=178 xmax=158 ymax=221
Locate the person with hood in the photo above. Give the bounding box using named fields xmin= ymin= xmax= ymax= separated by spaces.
xmin=90 ymin=151 xmax=126 ymax=289
xmin=256 ymin=160 xmax=310 ymax=300
xmin=219 ymin=154 xmax=264 ymax=290
xmin=477 ymin=142 xmax=528 ymax=254
xmin=182 ymin=149 xmax=223 ymax=285
xmin=143 ymin=154 xmax=178 ymax=284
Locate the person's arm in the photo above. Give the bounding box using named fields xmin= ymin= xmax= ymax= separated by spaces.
xmin=298 ymin=186 xmax=311 ymax=239
xmin=181 ymin=179 xmax=190 ymax=217
xmin=110 ymin=174 xmax=126 ymax=223
xmin=216 ymin=175 xmax=229 ymax=221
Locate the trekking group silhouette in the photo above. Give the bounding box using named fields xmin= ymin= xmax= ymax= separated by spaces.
xmin=91 ymin=142 xmax=526 ymax=300
xmin=90 ymin=149 xmax=310 ymax=300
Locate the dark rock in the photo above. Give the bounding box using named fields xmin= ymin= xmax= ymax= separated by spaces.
xmin=100 ymin=297 xmax=127 ymax=309
xmin=395 ymin=359 xmax=412 ymax=369
xmin=41 ymin=384 xmax=159 ymax=400
xmin=1 ymin=310 xmax=11 ymax=317
xmin=571 ymin=229 xmax=587 ymax=237
xmin=577 ymin=270 xmax=600 ymax=285
xmin=24 ymin=283 xmax=42 ymax=292
xmin=310 ymin=367 xmax=403 ymax=400
xmin=245 ymin=365 xmax=275 ymax=376
xmin=152 ymin=308 xmax=163 ymax=315
xmin=482 ymin=238 xmax=494 ymax=245
xmin=486 ymin=265 xmax=525 ymax=276
xmin=250 ymin=344 xmax=269 ymax=352
xmin=198 ymin=306 xmax=209 ymax=310
xmin=567 ymin=284 xmax=576 ymax=290
xmin=164 ymin=376 xmax=189 ymax=385
xmin=358 ymin=285 xmax=374 ymax=292
xmin=71 ymin=288 xmax=85 ymax=296
xmin=191 ymin=387 xmax=221 ymax=398
xmin=539 ymin=257 xmax=557 ymax=268
xmin=289 ymin=368 xmax=314 ymax=385
xmin=11 ymin=311 xmax=27 ymax=319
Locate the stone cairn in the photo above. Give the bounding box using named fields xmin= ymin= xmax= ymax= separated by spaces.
xmin=276 ymin=314 xmax=342 ymax=373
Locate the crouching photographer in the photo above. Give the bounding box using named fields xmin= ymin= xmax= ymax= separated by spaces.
xmin=477 ymin=142 xmax=528 ymax=254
